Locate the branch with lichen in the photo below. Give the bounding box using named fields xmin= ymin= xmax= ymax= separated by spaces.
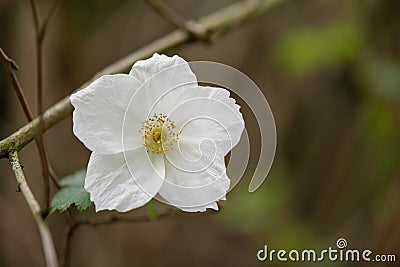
xmin=8 ymin=150 xmax=59 ymax=267
xmin=0 ymin=0 xmax=284 ymax=159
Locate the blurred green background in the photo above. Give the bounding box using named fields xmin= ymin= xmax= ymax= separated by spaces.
xmin=0 ymin=0 xmax=399 ymax=266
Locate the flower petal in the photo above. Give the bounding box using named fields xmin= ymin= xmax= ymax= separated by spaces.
xmin=179 ymin=202 xmax=219 ymax=212
xmin=159 ymin=142 xmax=230 ymax=212
xmin=127 ymin=53 xmax=198 ymax=116
xmin=70 ymin=74 xmax=144 ymax=154
xmin=85 ymin=148 xmax=164 ymax=212
xmin=167 ymin=86 xmax=245 ymax=156
xmin=129 ymin=53 xmax=197 ymax=86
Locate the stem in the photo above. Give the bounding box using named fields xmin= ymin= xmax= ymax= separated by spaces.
xmin=60 ymin=221 xmax=77 ymax=267
xmin=0 ymin=47 xmax=60 ymax=188
xmin=60 ymin=207 xmax=193 ymax=266
xmin=0 ymin=0 xmax=285 ymax=158
xmin=60 ymin=208 xmax=216 ymax=265
xmin=0 ymin=47 xmax=33 ymax=120
xmin=9 ymin=150 xmax=59 ymax=267
xmin=39 ymin=0 xmax=64 ymax=42
xmin=146 ymin=0 xmax=208 ymax=40
xmin=29 ymin=0 xmax=51 ymax=214
xmin=78 ymin=208 xmax=173 ymax=226
xmin=146 ymin=0 xmax=188 ymax=29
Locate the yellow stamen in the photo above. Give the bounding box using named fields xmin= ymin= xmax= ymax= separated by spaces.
xmin=139 ymin=113 xmax=179 ymax=154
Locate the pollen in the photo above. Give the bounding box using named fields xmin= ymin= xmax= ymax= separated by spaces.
xmin=140 ymin=113 xmax=179 ymax=154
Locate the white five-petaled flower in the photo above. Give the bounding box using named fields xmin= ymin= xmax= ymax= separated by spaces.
xmin=70 ymin=54 xmax=244 ymax=212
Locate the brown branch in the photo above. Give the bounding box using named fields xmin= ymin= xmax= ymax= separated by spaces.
xmin=0 ymin=47 xmax=60 ymax=188
xmin=78 ymin=208 xmax=174 ymax=226
xmin=28 ymin=0 xmax=51 ymax=214
xmin=28 ymin=0 xmax=64 ymax=214
xmin=39 ymin=0 xmax=64 ymax=42
xmin=0 ymin=0 xmax=285 ymax=158
xmin=9 ymin=150 xmax=59 ymax=267
xmin=145 ymin=0 xmax=208 ymax=40
xmin=60 ymin=208 xmax=173 ymax=266
xmin=60 ymin=207 xmax=216 ymax=266
xmin=60 ymin=211 xmax=77 ymax=267
xmin=0 ymin=47 xmax=32 ymax=120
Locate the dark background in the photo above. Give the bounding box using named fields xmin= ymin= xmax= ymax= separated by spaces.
xmin=0 ymin=0 xmax=399 ymax=266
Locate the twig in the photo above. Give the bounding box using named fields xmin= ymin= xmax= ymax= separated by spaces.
xmin=0 ymin=47 xmax=32 ymax=120
xmin=28 ymin=0 xmax=64 ymax=214
xmin=60 ymin=222 xmax=77 ymax=267
xmin=78 ymin=208 xmax=174 ymax=226
xmin=39 ymin=0 xmax=64 ymax=42
xmin=9 ymin=150 xmax=59 ymax=267
xmin=0 ymin=0 xmax=285 ymax=158
xmin=60 ymin=207 xmax=215 ymax=266
xmin=60 ymin=208 xmax=172 ymax=266
xmin=29 ymin=0 xmax=50 ymax=214
xmin=145 ymin=0 xmax=208 ymax=40
xmin=0 ymin=46 xmax=60 ymax=188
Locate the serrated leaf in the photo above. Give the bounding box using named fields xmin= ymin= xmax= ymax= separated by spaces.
xmin=50 ymin=169 xmax=91 ymax=214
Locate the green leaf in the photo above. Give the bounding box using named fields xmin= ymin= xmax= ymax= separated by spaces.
xmin=59 ymin=169 xmax=86 ymax=187
xmin=50 ymin=169 xmax=91 ymax=214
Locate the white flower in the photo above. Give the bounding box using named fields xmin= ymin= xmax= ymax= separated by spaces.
xmin=70 ymin=53 xmax=244 ymax=212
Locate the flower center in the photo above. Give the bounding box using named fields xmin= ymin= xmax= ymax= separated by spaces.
xmin=140 ymin=113 xmax=179 ymax=154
